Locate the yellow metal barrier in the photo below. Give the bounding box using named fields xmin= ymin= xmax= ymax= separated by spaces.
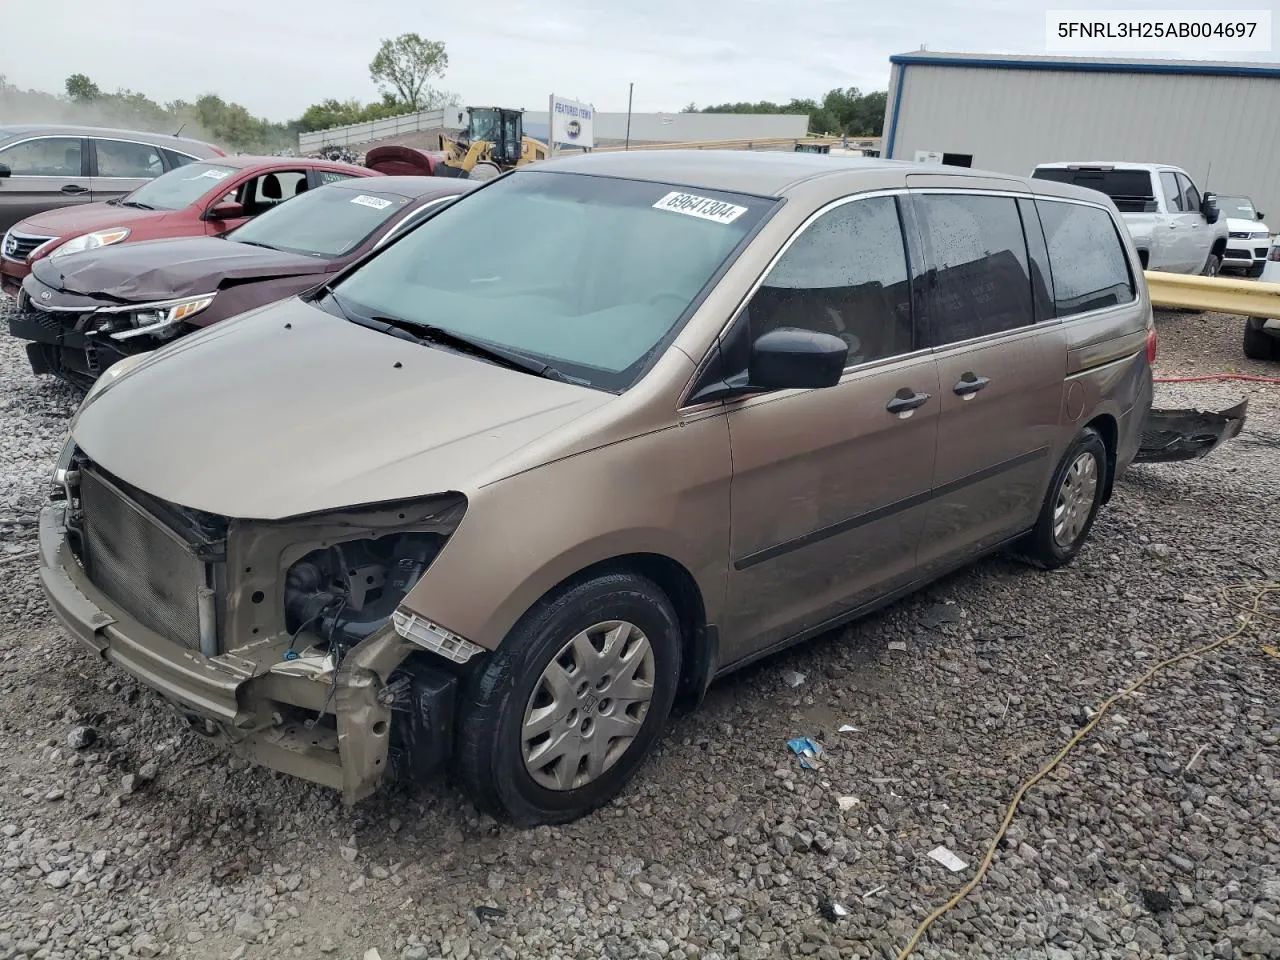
xmin=1145 ymin=271 xmax=1280 ymax=318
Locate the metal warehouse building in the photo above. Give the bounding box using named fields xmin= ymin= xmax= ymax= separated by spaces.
xmin=882 ymin=51 xmax=1280 ymax=219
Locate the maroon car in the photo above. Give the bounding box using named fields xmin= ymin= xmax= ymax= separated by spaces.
xmin=9 ymin=176 xmax=473 ymax=389
xmin=0 ymin=155 xmax=377 ymax=296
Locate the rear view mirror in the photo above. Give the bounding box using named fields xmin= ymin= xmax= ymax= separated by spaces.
xmin=1201 ymin=192 xmax=1220 ymax=225
xmin=207 ymin=200 xmax=244 ymax=220
xmin=0 ymin=163 xmax=10 ymax=179
xmin=749 ymin=328 xmax=848 ymax=391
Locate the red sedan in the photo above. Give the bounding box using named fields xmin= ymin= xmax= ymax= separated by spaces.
xmin=1 ymin=155 xmax=376 ymax=296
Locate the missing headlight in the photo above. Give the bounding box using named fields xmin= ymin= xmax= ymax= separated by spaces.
xmin=283 ymin=533 xmax=446 ymax=654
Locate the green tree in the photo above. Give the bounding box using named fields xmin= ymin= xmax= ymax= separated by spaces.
xmin=369 ymin=33 xmax=449 ymax=110
xmin=65 ymin=73 xmax=101 ymax=103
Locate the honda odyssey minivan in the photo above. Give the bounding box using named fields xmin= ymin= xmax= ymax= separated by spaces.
xmin=41 ymin=151 xmax=1164 ymax=826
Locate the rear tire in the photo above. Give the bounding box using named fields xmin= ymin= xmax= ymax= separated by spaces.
xmin=1201 ymin=252 xmax=1223 ymax=277
xmin=456 ymin=572 xmax=681 ymax=826
xmin=1243 ymin=318 xmax=1280 ymax=361
xmin=1018 ymin=428 xmax=1108 ymax=570
xmin=468 ymin=161 xmax=502 ymax=182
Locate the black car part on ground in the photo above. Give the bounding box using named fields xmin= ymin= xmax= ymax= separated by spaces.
xmin=1134 ymin=400 xmax=1249 ymax=463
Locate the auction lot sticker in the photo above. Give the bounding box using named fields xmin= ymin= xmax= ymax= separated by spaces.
xmin=351 ymin=195 xmax=393 ymax=210
xmin=652 ymin=191 xmax=748 ymax=224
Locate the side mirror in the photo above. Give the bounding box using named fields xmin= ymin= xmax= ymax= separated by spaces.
xmin=1257 ymin=211 xmax=1266 ymax=221
xmin=0 ymin=162 xmax=10 ymax=178
xmin=749 ymin=328 xmax=848 ymax=391
xmin=207 ymin=200 xmax=244 ymax=220
xmin=1201 ymin=193 xmax=1220 ymax=225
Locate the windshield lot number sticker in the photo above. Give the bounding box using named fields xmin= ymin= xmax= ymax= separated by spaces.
xmin=194 ymin=169 xmax=229 ymax=181
xmin=652 ymin=191 xmax=748 ymax=224
xmin=351 ymin=195 xmax=393 ymax=210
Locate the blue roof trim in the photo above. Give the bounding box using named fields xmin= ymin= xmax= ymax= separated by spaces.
xmin=888 ymin=53 xmax=1280 ymax=79
xmin=885 ymin=63 xmax=907 ymax=159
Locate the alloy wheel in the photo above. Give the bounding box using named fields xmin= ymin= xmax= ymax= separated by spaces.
xmin=1052 ymin=451 xmax=1099 ymax=548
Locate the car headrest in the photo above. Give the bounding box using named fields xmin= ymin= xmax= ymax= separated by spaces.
xmin=261 ymin=173 xmax=282 ymax=199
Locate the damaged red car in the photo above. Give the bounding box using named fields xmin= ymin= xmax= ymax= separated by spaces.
xmin=0 ymin=155 xmax=376 ymax=297
xmin=10 ymin=176 xmax=474 ymax=389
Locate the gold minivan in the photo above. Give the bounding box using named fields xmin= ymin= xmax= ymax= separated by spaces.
xmin=42 ymin=151 xmax=1179 ymax=825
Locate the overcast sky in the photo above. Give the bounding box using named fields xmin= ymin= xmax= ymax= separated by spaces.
xmin=2 ymin=0 xmax=1275 ymax=120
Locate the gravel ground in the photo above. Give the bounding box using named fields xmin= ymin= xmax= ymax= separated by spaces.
xmin=0 ymin=296 xmax=1278 ymax=960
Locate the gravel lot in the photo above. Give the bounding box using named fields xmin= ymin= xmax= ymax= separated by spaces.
xmin=0 ymin=294 xmax=1278 ymax=960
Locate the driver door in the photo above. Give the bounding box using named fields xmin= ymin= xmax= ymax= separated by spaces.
xmin=722 ymin=193 xmax=939 ymax=662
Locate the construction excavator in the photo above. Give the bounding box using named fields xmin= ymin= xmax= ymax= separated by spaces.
xmin=435 ymin=107 xmax=549 ymax=181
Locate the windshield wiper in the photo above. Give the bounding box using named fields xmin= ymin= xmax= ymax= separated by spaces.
xmin=358 ymin=312 xmax=570 ymax=382
xmin=234 ymin=239 xmax=278 ymax=251
xmin=118 ymin=200 xmax=154 ymax=210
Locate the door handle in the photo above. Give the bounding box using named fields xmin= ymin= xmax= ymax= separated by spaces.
xmin=886 ymin=389 xmax=932 ymax=416
xmin=953 ymin=373 xmax=990 ymax=397
xmin=60 ymin=184 xmax=89 ymax=195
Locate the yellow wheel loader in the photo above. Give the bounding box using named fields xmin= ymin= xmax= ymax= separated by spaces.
xmin=436 ymin=107 xmax=549 ymax=181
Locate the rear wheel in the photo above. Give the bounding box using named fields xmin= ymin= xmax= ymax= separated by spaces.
xmin=1018 ymin=428 xmax=1107 ymax=570
xmin=1201 ymin=252 xmax=1223 ymax=277
xmin=456 ymin=572 xmax=681 ymax=826
xmin=1243 ymin=318 xmax=1280 ymax=361
xmin=468 ymin=161 xmax=502 ymax=182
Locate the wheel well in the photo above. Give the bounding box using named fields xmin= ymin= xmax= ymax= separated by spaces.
xmin=536 ymin=553 xmax=712 ymax=708
xmin=1084 ymin=414 xmax=1118 ymax=503
xmin=1137 ymin=248 xmax=1149 ymax=269
xmin=1211 ymin=236 xmax=1227 ymax=256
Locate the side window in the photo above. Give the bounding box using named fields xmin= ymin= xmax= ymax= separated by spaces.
xmin=1178 ymin=174 xmax=1201 ymax=213
xmin=95 ymin=139 xmax=164 ymax=178
xmin=162 ymin=149 xmax=198 ymax=170
xmin=0 ymin=137 xmax=83 ymax=176
xmin=1160 ymin=172 xmax=1184 ymax=212
xmin=239 ymin=170 xmax=308 ymax=214
xmin=318 ymin=170 xmax=357 ymax=185
xmin=741 ymin=196 xmax=914 ymax=367
xmin=1035 ymin=200 xmax=1135 ymax=317
xmin=915 ymin=193 xmax=1034 ymax=346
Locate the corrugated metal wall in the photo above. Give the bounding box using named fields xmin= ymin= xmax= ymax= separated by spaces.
xmin=885 ymin=61 xmax=1280 ymax=220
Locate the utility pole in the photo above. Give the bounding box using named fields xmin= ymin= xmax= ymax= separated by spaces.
xmin=625 ymin=83 xmax=634 ymax=150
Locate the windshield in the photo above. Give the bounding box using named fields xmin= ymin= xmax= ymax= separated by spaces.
xmin=125 ymin=162 xmax=237 ymax=211
xmin=1032 ymin=168 xmax=1157 ymax=213
xmin=228 ymin=186 xmax=415 ymax=257
xmin=469 ymin=110 xmax=500 ymax=142
xmin=1217 ymin=196 xmax=1257 ymax=220
xmin=327 ymin=171 xmax=773 ymax=392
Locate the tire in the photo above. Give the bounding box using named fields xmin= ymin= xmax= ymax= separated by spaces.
xmin=467 ymin=161 xmax=502 ymax=182
xmin=1200 ymin=252 xmax=1223 ymax=277
xmin=456 ymin=572 xmax=681 ymax=826
xmin=1243 ymin=318 xmax=1280 ymax=361
xmin=1018 ymin=428 xmax=1108 ymax=570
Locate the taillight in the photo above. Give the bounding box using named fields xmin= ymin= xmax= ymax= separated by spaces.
xmin=1269 ymin=244 xmax=1280 ymax=262
xmin=1146 ymin=327 xmax=1158 ymax=364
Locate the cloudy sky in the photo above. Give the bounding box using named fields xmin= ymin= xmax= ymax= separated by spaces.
xmin=2 ymin=0 xmax=1275 ymax=120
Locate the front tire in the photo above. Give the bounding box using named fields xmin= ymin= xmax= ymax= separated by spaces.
xmin=456 ymin=572 xmax=681 ymax=826
xmin=1243 ymin=318 xmax=1280 ymax=361
xmin=1018 ymin=428 xmax=1107 ymax=569
xmin=1201 ymin=252 xmax=1223 ymax=277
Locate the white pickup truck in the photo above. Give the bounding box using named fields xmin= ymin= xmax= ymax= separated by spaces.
xmin=1031 ymin=162 xmax=1228 ymax=276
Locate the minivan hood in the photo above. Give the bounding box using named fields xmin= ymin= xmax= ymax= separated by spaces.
xmin=34 ymin=236 xmax=327 ymax=301
xmin=18 ymin=202 xmax=169 ymax=238
xmin=71 ymin=300 xmax=612 ymax=519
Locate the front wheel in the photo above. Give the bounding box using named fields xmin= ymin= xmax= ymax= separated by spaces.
xmin=1201 ymin=252 xmax=1223 ymax=277
xmin=456 ymin=572 xmax=681 ymax=826
xmin=1018 ymin=428 xmax=1108 ymax=569
xmin=1243 ymin=318 xmax=1280 ymax=361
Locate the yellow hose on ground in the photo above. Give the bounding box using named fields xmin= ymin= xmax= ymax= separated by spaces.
xmin=896 ymin=581 xmax=1280 ymax=960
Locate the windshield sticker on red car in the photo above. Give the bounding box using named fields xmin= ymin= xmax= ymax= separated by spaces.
xmin=652 ymin=191 xmax=748 ymax=224
xmin=351 ymin=195 xmax=393 ymax=210
xmin=190 ymin=169 xmax=230 ymax=181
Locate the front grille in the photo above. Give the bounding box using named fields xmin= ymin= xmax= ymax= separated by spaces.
xmin=1256 ymin=248 xmax=1270 ymax=259
xmin=79 ymin=468 xmax=207 ymax=650
xmin=1 ymin=230 xmax=55 ymax=262
xmin=1225 ymin=247 xmax=1251 ymax=260
xmin=1229 ymin=231 xmax=1251 ymax=240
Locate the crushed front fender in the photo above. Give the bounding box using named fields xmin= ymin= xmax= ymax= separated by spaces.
xmin=1135 ymin=399 xmax=1248 ymax=463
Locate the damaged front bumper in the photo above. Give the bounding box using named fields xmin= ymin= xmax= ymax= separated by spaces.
xmin=1135 ymin=400 xmax=1248 ymax=463
xmin=38 ymin=504 xmax=459 ymax=802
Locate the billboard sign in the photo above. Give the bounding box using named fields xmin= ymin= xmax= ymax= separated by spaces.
xmin=549 ymin=95 xmax=595 ymax=151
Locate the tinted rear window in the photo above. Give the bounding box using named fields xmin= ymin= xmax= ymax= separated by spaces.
xmin=1035 ymin=199 xmax=1135 ymax=317
xmin=1032 ymin=168 xmax=1157 ymax=213
xmin=916 ymin=193 xmax=1035 ymax=346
